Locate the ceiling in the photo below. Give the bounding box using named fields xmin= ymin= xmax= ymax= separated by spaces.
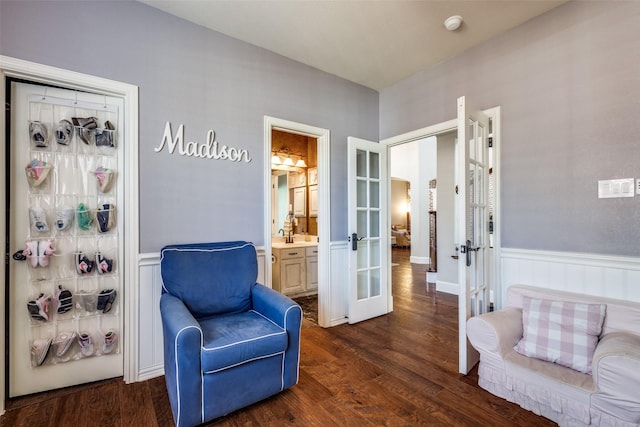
xmin=140 ymin=0 xmax=566 ymax=91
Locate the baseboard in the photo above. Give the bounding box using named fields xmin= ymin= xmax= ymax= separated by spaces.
xmin=410 ymin=256 xmax=430 ymax=265
xmin=137 ymin=364 xmax=164 ymax=382
xmin=436 ymin=280 xmax=459 ymax=295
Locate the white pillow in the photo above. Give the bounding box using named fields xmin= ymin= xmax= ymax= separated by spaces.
xmin=514 ymin=297 xmax=606 ymax=374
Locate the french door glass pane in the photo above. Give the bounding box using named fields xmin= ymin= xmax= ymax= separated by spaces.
xmin=370 ymin=268 xmax=381 ymax=297
xmin=370 ymin=181 xmax=379 ymax=207
xmin=356 ymin=149 xmax=367 ymax=177
xmin=357 ymin=179 xmax=367 ymax=207
xmin=357 ymin=210 xmax=367 ymax=237
xmin=357 ymin=270 xmax=368 ymax=300
xmin=357 ymin=243 xmax=368 ymax=269
xmin=370 ymin=240 xmax=380 ymax=267
xmin=370 ymin=211 xmax=380 ymax=237
xmin=369 ymin=152 xmax=379 ymax=179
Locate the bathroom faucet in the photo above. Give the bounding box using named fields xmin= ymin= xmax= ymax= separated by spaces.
xmin=286 ymin=230 xmax=294 ymax=244
xmin=278 ymin=229 xmax=284 ymax=236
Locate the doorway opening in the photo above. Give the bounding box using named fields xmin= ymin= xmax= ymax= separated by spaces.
xmin=263 ymin=117 xmax=330 ymax=327
xmin=270 ymin=130 xmax=319 ymax=323
xmin=384 ymin=109 xmax=500 ymax=306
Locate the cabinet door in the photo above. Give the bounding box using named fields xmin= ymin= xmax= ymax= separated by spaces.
xmin=306 ymin=256 xmax=318 ymax=292
xmin=293 ymin=187 xmax=306 ymax=217
xmin=309 ymin=185 xmax=318 ymax=217
xmin=280 ymin=258 xmax=306 ymax=295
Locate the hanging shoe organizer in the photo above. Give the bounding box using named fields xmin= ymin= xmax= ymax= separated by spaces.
xmin=21 ymin=93 xmax=121 ymax=368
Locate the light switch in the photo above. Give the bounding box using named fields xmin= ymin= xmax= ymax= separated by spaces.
xmin=598 ymin=178 xmax=635 ymax=199
xmin=637 ymin=178 xmax=640 ymax=195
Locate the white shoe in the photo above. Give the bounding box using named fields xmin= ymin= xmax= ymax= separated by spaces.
xmin=24 ymin=241 xmax=39 ymax=268
xmin=78 ymin=332 xmax=94 ymax=357
xmin=29 ymin=207 xmax=49 ymax=232
xmin=102 ymin=330 xmax=117 ymax=354
xmin=95 ymin=167 xmax=115 ymax=193
xmin=38 ymin=240 xmax=54 ymax=268
xmin=55 ymin=205 xmax=75 ymax=231
xmin=31 ymin=338 xmax=52 ymax=366
xmin=53 ymin=331 xmax=76 ymax=357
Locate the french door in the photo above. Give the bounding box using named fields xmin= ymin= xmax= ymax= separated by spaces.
xmin=347 ymin=137 xmax=390 ymax=323
xmin=457 ymin=96 xmax=491 ymax=374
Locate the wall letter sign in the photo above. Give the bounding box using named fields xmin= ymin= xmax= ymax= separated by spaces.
xmin=154 ymin=121 xmax=251 ymax=163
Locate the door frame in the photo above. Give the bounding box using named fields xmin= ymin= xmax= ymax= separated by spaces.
xmin=0 ymin=56 xmax=139 ymax=412
xmin=263 ymin=116 xmax=331 ymax=327
xmin=381 ymin=106 xmax=502 ymax=306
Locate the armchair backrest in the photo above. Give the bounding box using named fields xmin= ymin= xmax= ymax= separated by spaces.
xmin=160 ymin=241 xmax=258 ymax=318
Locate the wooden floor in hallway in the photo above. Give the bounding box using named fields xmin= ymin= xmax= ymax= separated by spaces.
xmin=2 ymin=247 xmax=554 ymax=426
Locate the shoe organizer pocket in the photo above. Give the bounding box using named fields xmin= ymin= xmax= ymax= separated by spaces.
xmin=25 ymin=152 xmax=54 ymax=194
xmin=74 ymin=287 xmax=98 ymax=317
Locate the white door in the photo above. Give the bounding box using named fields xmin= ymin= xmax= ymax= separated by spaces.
xmin=457 ymin=96 xmax=491 ymax=374
xmin=8 ymin=82 xmax=124 ymax=396
xmin=347 ymin=137 xmax=389 ymax=324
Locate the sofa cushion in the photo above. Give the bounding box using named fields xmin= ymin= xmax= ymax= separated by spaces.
xmin=514 ymin=297 xmax=606 ymax=374
xmin=199 ymin=310 xmax=288 ymax=373
xmin=160 ymin=242 xmax=257 ymax=318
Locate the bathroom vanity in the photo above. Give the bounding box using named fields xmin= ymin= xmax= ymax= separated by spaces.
xmin=272 ymin=240 xmax=318 ymax=297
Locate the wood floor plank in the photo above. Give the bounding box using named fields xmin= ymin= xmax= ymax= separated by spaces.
xmin=120 ymin=380 xmax=158 ymax=427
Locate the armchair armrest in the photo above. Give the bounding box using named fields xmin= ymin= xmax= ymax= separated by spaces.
xmin=252 ymin=284 xmax=302 ymax=389
xmin=467 ymin=307 xmax=523 ymax=358
xmin=160 ymin=293 xmax=204 ymax=427
xmin=592 ymin=332 xmax=640 ymax=422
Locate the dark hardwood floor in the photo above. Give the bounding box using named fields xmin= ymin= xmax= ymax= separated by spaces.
xmin=2 ymin=247 xmax=554 ymax=426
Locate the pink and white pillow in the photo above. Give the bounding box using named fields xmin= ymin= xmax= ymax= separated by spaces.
xmin=514 ymin=297 xmax=606 ymax=374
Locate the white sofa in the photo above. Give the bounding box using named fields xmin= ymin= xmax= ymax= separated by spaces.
xmin=467 ymin=285 xmax=640 ymax=427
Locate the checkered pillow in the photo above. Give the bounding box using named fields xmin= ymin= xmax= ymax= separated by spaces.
xmin=514 ymin=297 xmax=606 ymax=374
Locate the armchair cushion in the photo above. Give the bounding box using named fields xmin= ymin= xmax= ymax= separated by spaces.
xmin=161 ymin=241 xmax=256 ymax=318
xmin=200 ymin=310 xmax=288 ymax=373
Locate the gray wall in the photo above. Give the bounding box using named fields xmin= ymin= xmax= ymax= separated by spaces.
xmin=381 ymin=1 xmax=640 ymax=257
xmin=0 ymin=0 xmax=378 ymax=252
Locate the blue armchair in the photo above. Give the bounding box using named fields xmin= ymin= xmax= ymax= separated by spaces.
xmin=159 ymin=241 xmax=302 ymax=427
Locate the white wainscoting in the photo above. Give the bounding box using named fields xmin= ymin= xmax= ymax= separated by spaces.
xmin=138 ymin=253 xmax=163 ymax=381
xmin=329 ymin=241 xmax=349 ymax=326
xmin=136 ymin=248 xmax=267 ymax=380
xmin=500 ymin=248 xmax=640 ymax=309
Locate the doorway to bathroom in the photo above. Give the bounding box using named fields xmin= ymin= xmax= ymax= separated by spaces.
xmin=263 ymin=117 xmax=330 ymax=327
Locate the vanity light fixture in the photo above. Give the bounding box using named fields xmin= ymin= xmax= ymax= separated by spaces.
xmin=272 ymin=146 xmax=308 ymax=171
xmin=283 ymin=157 xmax=295 ymax=166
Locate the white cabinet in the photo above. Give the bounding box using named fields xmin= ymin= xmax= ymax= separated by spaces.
xmin=309 ymin=185 xmax=318 ymax=217
xmin=305 ymin=246 xmax=318 ymax=292
xmin=279 ymin=257 xmax=306 ymax=295
xmin=272 ymin=245 xmax=318 ymax=297
xmin=293 ymin=187 xmax=306 ymax=217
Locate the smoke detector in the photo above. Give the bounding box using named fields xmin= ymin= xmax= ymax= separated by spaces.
xmin=444 ymin=15 xmax=463 ymax=31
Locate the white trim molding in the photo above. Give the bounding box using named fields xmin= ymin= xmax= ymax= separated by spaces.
xmin=410 ymin=256 xmax=430 ymax=265
xmin=500 ymin=248 xmax=640 ymax=309
xmin=329 ymin=241 xmax=350 ymax=326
